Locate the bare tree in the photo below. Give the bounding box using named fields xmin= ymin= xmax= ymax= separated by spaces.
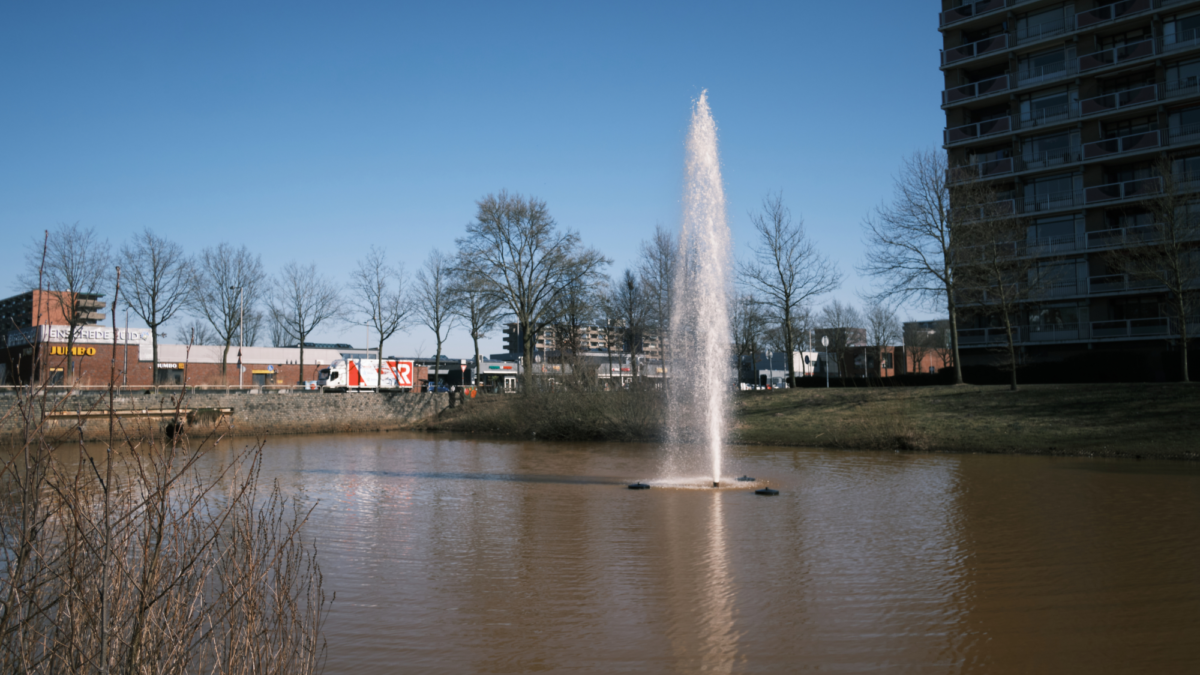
xmin=860 ymin=149 xmax=969 ymax=384
xmin=269 ymin=262 xmax=341 ymax=385
xmin=415 ymin=249 xmax=459 ymax=388
xmin=638 ymin=224 xmax=676 ymax=370
xmin=119 ymin=229 xmax=191 ymax=378
xmin=764 ymin=306 xmax=815 ymax=354
xmin=242 ymin=308 xmax=264 ymax=347
xmin=902 ymin=321 xmax=939 ymax=374
xmin=19 ymin=223 xmax=111 ymax=384
xmin=956 ymin=198 xmax=1038 ymax=391
xmin=349 ymin=246 xmax=414 ymax=391
xmin=268 ymin=309 xmax=289 ymax=347
xmin=732 ymin=294 xmax=769 ymax=385
xmin=819 ymin=300 xmax=864 ymax=378
xmin=191 ymin=243 xmax=266 ymax=382
xmin=450 ymin=273 xmax=507 ymax=386
xmin=863 ymin=302 xmax=901 ymax=378
xmin=598 ymin=292 xmax=623 ymax=387
xmin=180 ymin=318 xmax=217 ymax=346
xmin=608 ymin=269 xmax=651 ymax=381
xmin=1109 ymin=156 xmax=1200 ymax=382
xmin=738 ymin=193 xmax=842 ymax=387
xmin=455 ymin=191 xmax=610 ymax=391
xmin=547 ymin=274 xmax=602 ymax=386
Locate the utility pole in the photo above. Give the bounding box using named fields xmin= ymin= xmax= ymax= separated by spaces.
xmin=230 ymin=285 xmax=244 ymax=388
xmin=821 ymin=335 xmax=830 ymax=388
xmin=122 ymin=308 xmax=129 ymax=387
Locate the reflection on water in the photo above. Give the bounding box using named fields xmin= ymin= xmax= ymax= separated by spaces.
xmin=185 ymin=433 xmax=1200 ymax=674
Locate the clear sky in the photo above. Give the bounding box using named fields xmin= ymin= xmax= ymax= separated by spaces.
xmin=1 ymin=1 xmax=945 ymax=358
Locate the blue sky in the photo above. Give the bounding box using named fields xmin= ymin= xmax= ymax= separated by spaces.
xmin=1 ymin=1 xmax=945 ymax=358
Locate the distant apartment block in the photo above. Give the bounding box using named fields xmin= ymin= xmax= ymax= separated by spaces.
xmin=501 ymin=322 xmax=665 ymax=360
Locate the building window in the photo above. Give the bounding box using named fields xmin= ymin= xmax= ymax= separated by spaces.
xmin=1028 ymin=213 xmax=1079 ymax=242
xmin=1018 ymin=5 xmax=1069 ymax=42
xmin=1030 ymin=304 xmax=1086 ymax=331
xmin=1164 ymin=11 xmax=1200 ymax=48
xmin=1020 ymin=47 xmax=1069 ymax=83
xmin=1019 ymin=87 xmax=1076 ymax=126
xmin=1024 ymin=173 xmax=1081 ymax=210
xmin=1022 ymin=129 xmax=1079 ymax=168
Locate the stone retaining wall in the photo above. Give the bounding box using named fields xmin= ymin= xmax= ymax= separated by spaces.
xmin=0 ymin=389 xmax=451 ymax=442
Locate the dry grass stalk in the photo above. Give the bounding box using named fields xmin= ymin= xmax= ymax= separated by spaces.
xmin=1 ymin=316 xmax=328 ymax=673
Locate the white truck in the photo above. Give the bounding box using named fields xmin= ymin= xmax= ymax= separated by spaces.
xmin=318 ymin=358 xmax=416 ymax=392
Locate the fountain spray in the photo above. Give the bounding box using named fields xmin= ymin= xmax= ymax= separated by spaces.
xmin=667 ymin=91 xmax=732 ymax=488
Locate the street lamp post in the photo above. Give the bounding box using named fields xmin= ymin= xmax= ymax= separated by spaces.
xmin=122 ymin=308 xmax=129 ymax=387
xmin=821 ymin=335 xmax=830 ymax=388
xmin=229 ymin=286 xmax=244 ymax=388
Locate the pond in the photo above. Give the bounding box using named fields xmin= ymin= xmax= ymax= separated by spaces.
xmin=210 ymin=432 xmax=1200 ymax=674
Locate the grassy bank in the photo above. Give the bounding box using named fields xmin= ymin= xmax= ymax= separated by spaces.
xmin=430 ymin=383 xmax=1200 ymax=460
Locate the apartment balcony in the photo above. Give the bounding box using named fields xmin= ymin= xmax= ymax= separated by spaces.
xmin=1027 ymin=234 xmax=1085 ymax=256
xmin=1080 ymin=37 xmax=1155 ymax=72
xmin=1082 ymin=129 xmax=1161 ymax=160
xmin=1079 ymin=32 xmax=1200 ymax=74
xmin=1016 ymin=147 xmax=1083 ymax=172
xmin=947 ymin=148 xmax=1084 ymax=184
xmin=948 ymin=157 xmax=1016 ymax=182
xmin=940 ymin=0 xmax=1010 ymax=27
xmin=1086 ymin=224 xmax=1162 ymax=249
xmin=1074 ymin=0 xmax=1155 ymax=30
xmin=945 ymin=116 xmax=1012 ymax=145
xmin=1016 ymin=59 xmax=1078 ymax=87
xmin=1088 ymin=273 xmax=1164 ymax=294
xmin=1023 ymin=190 xmax=1085 ymax=214
xmin=942 ymin=34 xmax=1009 ymax=66
xmin=1091 ymin=317 xmax=1177 ymax=339
xmin=1018 ymin=102 xmax=1078 ymax=130
xmin=959 ymin=317 xmax=1186 ymax=346
xmin=1016 ymin=16 xmax=1070 ymax=45
xmin=940 ymin=0 xmax=1041 ymax=28
xmin=1084 ymin=176 xmax=1162 ymax=204
xmin=1080 ymin=83 xmax=1159 ymax=118
xmin=943 ymin=74 xmax=1010 ymax=105
xmin=1036 ymin=277 xmax=1088 ymax=298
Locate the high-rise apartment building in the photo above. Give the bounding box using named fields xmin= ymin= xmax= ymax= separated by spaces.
xmin=941 ymin=0 xmax=1200 ymax=374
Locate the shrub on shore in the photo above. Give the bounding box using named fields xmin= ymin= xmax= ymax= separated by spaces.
xmin=435 ymin=388 xmax=667 ymax=442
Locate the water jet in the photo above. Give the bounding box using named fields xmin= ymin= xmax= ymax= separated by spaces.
xmin=666 ymin=90 xmax=731 ymax=489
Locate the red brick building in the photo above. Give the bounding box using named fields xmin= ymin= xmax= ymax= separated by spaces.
xmin=3 ymin=325 xmax=353 ymax=387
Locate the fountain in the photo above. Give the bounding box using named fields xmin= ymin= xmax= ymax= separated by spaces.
xmin=666 ymin=91 xmax=732 ymax=489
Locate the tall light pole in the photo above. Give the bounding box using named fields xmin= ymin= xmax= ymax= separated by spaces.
xmin=122 ymin=308 xmax=129 ymax=387
xmin=230 ymin=286 xmax=244 ymax=388
xmin=821 ymin=335 xmax=830 ymax=388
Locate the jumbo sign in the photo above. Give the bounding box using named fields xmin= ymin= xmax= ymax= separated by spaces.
xmin=49 ymin=346 xmax=97 ymax=356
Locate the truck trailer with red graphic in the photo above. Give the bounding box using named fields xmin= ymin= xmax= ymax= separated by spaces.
xmin=318 ymin=358 xmax=415 ymax=391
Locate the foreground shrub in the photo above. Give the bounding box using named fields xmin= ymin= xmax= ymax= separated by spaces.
xmin=0 ymin=384 xmax=328 ymax=674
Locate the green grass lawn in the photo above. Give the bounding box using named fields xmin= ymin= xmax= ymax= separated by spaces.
xmin=732 ymin=383 xmax=1200 ymax=459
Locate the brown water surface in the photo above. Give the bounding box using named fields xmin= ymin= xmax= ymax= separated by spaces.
xmin=211 ymin=433 xmax=1200 ymax=674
